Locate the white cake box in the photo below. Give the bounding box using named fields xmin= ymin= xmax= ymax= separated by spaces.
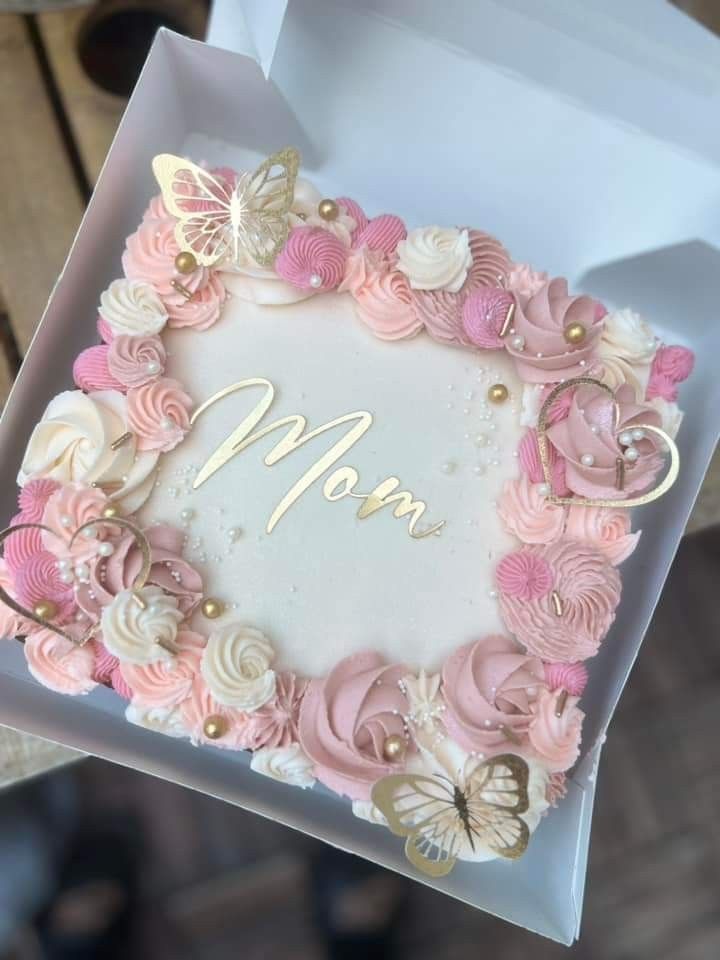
xmin=1 ymin=0 xmax=719 ymax=944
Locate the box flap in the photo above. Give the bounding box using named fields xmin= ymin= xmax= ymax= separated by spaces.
xmin=207 ymin=0 xmax=288 ymax=75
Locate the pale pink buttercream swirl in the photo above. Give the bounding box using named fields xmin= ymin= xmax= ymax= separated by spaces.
xmin=165 ymin=272 xmax=226 ymax=331
xmin=97 ymin=316 xmax=114 ymax=343
xmin=462 ymin=286 xmax=516 ymax=349
xmin=496 ymin=550 xmax=553 ymax=601
xmin=41 ymin=483 xmax=112 ymax=561
xmin=4 ymin=512 xmax=43 ymax=573
xmin=0 ymin=559 xmax=30 ymax=637
xmin=352 ymin=266 xmax=423 ymax=342
xmin=18 ymin=479 xmax=60 ymax=521
xmin=127 ymin=377 xmax=193 ymax=452
xmin=338 ymin=246 xmax=388 ymax=297
xmin=298 ymin=651 xmax=411 ymax=801
xmin=517 ymin=429 xmax=569 ymax=495
xmin=76 ymin=524 xmax=203 ymax=620
xmin=497 ymin=475 xmax=566 ymax=544
xmin=544 ymin=661 xmax=588 ymax=696
xmin=241 ymin=672 xmax=309 ymax=750
xmin=465 ymin=230 xmax=511 ymax=287
xmin=107 ymin=334 xmax=166 ymax=388
xmin=73 ymin=345 xmax=124 ymax=393
xmin=498 ymin=540 xmax=621 ymax=661
xmin=180 ymin=677 xmax=251 ymax=751
xmin=441 ymin=635 xmax=545 ymax=753
xmin=275 ymin=226 xmax=347 ymax=291
xmin=122 ymin=630 xmax=205 ymax=708
xmin=564 ymin=504 xmax=640 ymax=566
xmin=506 ymin=278 xmax=602 ymax=383
xmin=122 ymin=215 xmax=209 ymax=298
xmin=24 ymin=627 xmax=96 ymax=695
xmin=15 ymin=551 xmax=76 ymax=623
xmin=547 ymin=382 xmax=663 ymax=500
xmin=354 ymin=215 xmax=407 ymax=255
xmin=506 ymin=262 xmax=549 ymax=306
xmin=528 ymin=688 xmax=584 ymax=772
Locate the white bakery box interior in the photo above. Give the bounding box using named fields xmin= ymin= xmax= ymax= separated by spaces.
xmin=0 ymin=0 xmax=719 ymax=944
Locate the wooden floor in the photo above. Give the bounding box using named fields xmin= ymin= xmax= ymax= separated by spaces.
xmin=1 ymin=7 xmax=720 ymax=957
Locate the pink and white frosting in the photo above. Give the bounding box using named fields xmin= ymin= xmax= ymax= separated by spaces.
xmin=441 ymin=635 xmax=546 ymax=753
xmin=498 ymin=541 xmax=621 ymax=661
xmin=24 ymin=627 xmax=97 ymax=695
xmin=127 ymin=377 xmax=193 ymax=452
xmin=122 ymin=630 xmax=205 ymax=709
xmin=180 ymin=677 xmax=251 ymax=751
xmin=506 ymin=278 xmax=602 ymax=383
xmin=298 ymin=652 xmax=410 ymax=801
xmin=40 ymin=482 xmax=112 ymax=561
xmin=107 ymin=334 xmax=166 ymax=388
xmin=528 ymin=688 xmax=584 ymax=772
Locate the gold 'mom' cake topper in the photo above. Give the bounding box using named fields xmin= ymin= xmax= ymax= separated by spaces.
xmin=152 ymin=147 xmax=300 ymax=270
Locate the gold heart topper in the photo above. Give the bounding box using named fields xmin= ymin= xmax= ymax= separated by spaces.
xmin=536 ymin=377 xmax=680 ymax=508
xmin=0 ymin=517 xmax=152 ymax=645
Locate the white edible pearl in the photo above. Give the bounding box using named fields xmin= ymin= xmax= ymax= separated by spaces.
xmin=309 ymin=273 xmax=323 ymax=288
xmin=146 ymin=361 xmax=161 ymax=376
xmin=75 ymin=563 xmax=90 ymax=581
xmin=81 ymin=525 xmax=98 ymax=540
xmin=180 ymin=508 xmax=195 ymax=523
xmin=631 ymin=428 xmax=645 ymax=441
xmin=98 ymin=542 xmax=114 ymax=558
xmin=227 ymin=527 xmax=242 ymax=542
xmin=580 ymin=453 xmax=595 ymax=467
xmin=160 ymin=417 xmax=175 ymax=431
xmin=624 ymin=446 xmax=640 ymax=462
xmin=59 ymin=570 xmax=75 ymax=585
xmin=57 ymin=558 xmax=72 ymax=572
xmin=60 ymin=515 xmax=73 ymax=529
xmin=510 ymin=335 xmax=525 ymax=351
xmin=475 ymin=433 xmax=489 ymax=447
xmin=441 ymin=461 xmax=456 ymax=475
xmin=537 ymin=483 xmax=551 ymax=496
xmin=618 ymin=430 xmax=633 ymax=446
xmin=473 ymin=465 xmax=486 ymax=476
xmin=590 ymin=424 xmax=600 ymax=435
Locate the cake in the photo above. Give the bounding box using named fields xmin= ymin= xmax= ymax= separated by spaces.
xmin=0 ymin=149 xmax=693 ymax=876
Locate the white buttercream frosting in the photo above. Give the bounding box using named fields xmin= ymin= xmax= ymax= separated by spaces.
xmin=352 ymin=800 xmax=388 ymax=825
xmin=201 ymin=623 xmax=276 ymax=711
xmin=250 ymin=743 xmax=316 ymax=789
xmin=99 ymin=278 xmax=168 ymax=337
xmin=101 ymin=586 xmax=183 ymax=664
xmin=126 ymin=701 xmax=188 ymax=738
xmin=396 ymin=226 xmax=472 ymax=293
xmin=17 ymin=389 xmax=158 ymax=512
xmin=597 ymin=307 xmax=657 ymax=394
xmin=648 ymin=396 xmax=683 ymax=438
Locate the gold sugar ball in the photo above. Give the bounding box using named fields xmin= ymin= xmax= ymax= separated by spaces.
xmin=203 ymin=715 xmax=227 ymax=740
xmin=33 ymin=599 xmax=58 ymax=621
xmin=102 ymin=504 xmax=120 ymax=520
xmin=174 ymin=250 xmax=198 ymax=275
xmin=487 ymin=383 xmax=509 ymax=404
xmin=201 ymin=598 xmax=224 ymax=620
xmin=317 ymin=198 xmax=339 ymax=221
xmin=382 ymin=734 xmax=406 ymax=762
xmin=563 ymin=321 xmax=587 ymax=345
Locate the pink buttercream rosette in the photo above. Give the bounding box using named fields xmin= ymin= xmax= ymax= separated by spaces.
xmin=441 ymin=635 xmax=546 ymax=754
xmin=275 ymin=226 xmax=347 ymax=292
xmin=298 ymin=651 xmax=411 ymax=801
xmin=528 ymin=688 xmax=584 ymax=772
xmin=107 ymin=334 xmax=166 ymax=389
xmin=496 ymin=541 xmax=621 ymax=661
xmin=181 ymin=677 xmax=251 ymax=750
xmin=547 ymin=382 xmax=663 ymax=500
xmin=646 ymin=344 xmax=695 ymax=402
xmin=122 ymin=630 xmax=206 ymax=708
xmin=24 ymin=627 xmax=96 ymax=696
xmin=341 ymin=247 xmax=423 ymax=341
xmin=127 ymin=377 xmax=193 ymax=453
xmin=242 ymin=672 xmax=308 ymax=750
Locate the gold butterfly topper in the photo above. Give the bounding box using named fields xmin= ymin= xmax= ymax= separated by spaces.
xmin=0 ymin=517 xmax=152 ymax=645
xmin=152 ymin=148 xmax=300 ymax=269
xmin=371 ymin=754 xmax=530 ymax=878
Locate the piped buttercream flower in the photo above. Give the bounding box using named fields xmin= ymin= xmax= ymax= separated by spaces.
xmin=165 ymin=272 xmax=226 ymax=331
xmin=462 ymin=287 xmax=515 ymax=349
xmin=14 ymin=551 xmax=76 ymax=624
xmin=596 ymin=307 xmax=657 ymax=394
xmin=505 ymin=278 xmax=602 ymax=383
xmin=528 ymin=688 xmax=584 ymax=772
xmin=251 ymin=743 xmax=316 ymax=789
xmin=396 ymin=226 xmax=472 ymax=293
xmin=200 ymin=623 xmax=276 ymax=711
xmin=441 ymin=635 xmax=546 ymax=753
xmin=544 ymin=661 xmax=588 ymax=696
xmin=98 ymin=278 xmax=168 ymax=337
xmin=507 ymin=262 xmax=549 ymax=306
xmin=3 ymin=512 xmax=44 ymax=574
xmin=100 ymin=585 xmax=183 ymax=664
xmin=496 ymin=475 xmax=565 ymax=545
xmin=73 ymin=345 xmax=124 ymax=393
xmin=353 ymin=214 xmax=407 ymax=255
xmin=127 ymin=377 xmax=193 ymax=453
xmin=40 ymin=482 xmax=114 ymax=564
xmin=563 ymin=504 xmax=640 ymax=566
xmin=122 ymin=217 xmax=209 ymax=299
xmin=275 ymin=226 xmax=347 ymax=291
xmin=17 ymin=390 xmax=159 ymax=513
xmin=107 ymin=334 xmax=166 ymax=388
xmin=298 ymin=651 xmax=410 ymax=801
xmin=241 ymin=672 xmax=308 ymax=749
xmin=350 ymin=263 xmax=423 ymax=341
xmin=17 ymin=479 xmax=60 ymax=520
xmin=646 ymin=344 xmax=695 ymax=402
xmin=180 ymin=676 xmax=252 ymax=749
xmin=24 ymin=627 xmax=97 ymax=695
xmin=121 ymin=630 xmax=205 ymax=708
xmin=498 ymin=541 xmax=621 ymax=661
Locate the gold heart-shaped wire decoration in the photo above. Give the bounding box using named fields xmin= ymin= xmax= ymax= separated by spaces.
xmin=536 ymin=376 xmax=680 ymax=509
xmin=0 ymin=516 xmax=152 ymax=645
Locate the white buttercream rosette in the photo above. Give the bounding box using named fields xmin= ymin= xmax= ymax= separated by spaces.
xmin=99 ymin=278 xmax=168 ymax=337
xmin=597 ymin=307 xmax=657 ymax=394
xmin=201 ymin=623 xmax=276 ymax=711
xmin=396 ymin=226 xmax=472 ymax=293
xmin=17 ymin=389 xmax=158 ymax=512
xmin=251 ymin=743 xmax=316 ymax=789
xmin=101 ymin=586 xmax=183 ymax=664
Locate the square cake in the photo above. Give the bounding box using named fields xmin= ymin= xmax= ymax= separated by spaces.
xmin=0 ymin=150 xmax=693 ymax=876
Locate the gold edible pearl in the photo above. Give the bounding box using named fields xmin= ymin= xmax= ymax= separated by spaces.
xmin=102 ymin=504 xmax=120 ymax=520
xmin=203 ymin=715 xmax=227 ymax=740
xmin=174 ymin=250 xmax=198 ymax=275
xmin=563 ymin=321 xmax=587 ymax=345
xmin=33 ymin=599 xmax=58 ymax=621
xmin=382 ymin=734 xmax=406 ymax=762
xmin=201 ymin=598 xmax=224 ymax=619
xmin=487 ymin=383 xmax=509 ymax=404
xmin=317 ymin=198 xmax=339 ymax=221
